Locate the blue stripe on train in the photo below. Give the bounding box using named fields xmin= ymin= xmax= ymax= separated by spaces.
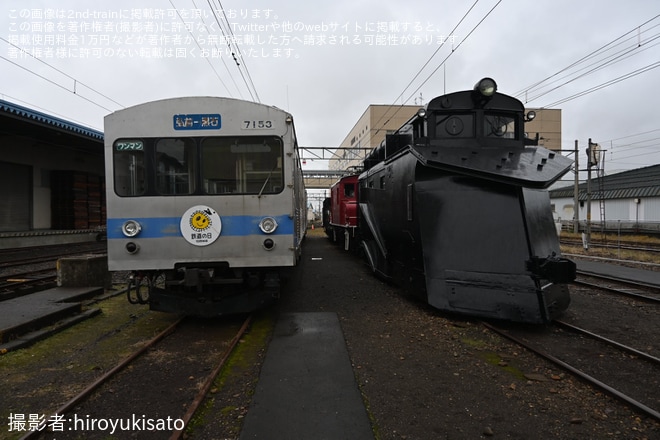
xmin=107 ymin=215 xmax=294 ymax=239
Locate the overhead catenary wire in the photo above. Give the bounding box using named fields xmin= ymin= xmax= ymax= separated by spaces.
xmin=522 ymin=35 xmax=660 ymax=103
xmin=1 ymin=0 xmax=260 ymax=117
xmin=0 ymin=53 xmax=115 ymax=113
xmin=515 ymin=15 xmax=660 ymax=106
xmin=354 ymin=0 xmax=502 ymax=157
xmin=527 ymin=16 xmax=660 ymax=168
xmin=0 ymin=36 xmax=123 ymax=112
xmin=207 ymin=0 xmax=261 ymax=102
xmin=168 ymin=0 xmax=236 ymax=98
xmin=388 ymin=0 xmax=481 ymax=108
xmin=541 ymin=60 xmax=660 ymax=108
xmin=515 ymin=15 xmax=660 ymax=96
xmin=598 ymin=129 xmax=660 ymax=166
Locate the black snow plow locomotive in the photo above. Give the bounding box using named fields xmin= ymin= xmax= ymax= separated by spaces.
xmin=356 ymin=78 xmax=576 ymax=323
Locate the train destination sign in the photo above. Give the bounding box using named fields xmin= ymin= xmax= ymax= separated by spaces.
xmin=173 ymin=114 xmax=222 ymax=130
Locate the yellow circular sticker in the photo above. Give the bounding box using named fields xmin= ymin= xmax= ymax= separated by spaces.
xmin=180 ymin=205 xmax=221 ymax=246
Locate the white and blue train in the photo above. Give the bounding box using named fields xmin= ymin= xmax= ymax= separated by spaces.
xmin=104 ymin=97 xmax=306 ymax=316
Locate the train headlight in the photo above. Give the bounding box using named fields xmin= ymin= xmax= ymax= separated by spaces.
xmin=259 ymin=217 xmax=278 ymax=234
xmin=475 ymin=78 xmax=497 ymax=97
xmin=122 ymin=220 xmax=142 ymax=237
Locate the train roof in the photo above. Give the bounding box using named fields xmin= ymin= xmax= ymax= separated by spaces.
xmin=426 ymin=90 xmax=525 ymax=112
xmin=105 ymin=96 xmax=291 ymax=119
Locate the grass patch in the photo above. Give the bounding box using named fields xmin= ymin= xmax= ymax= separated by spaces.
xmin=480 ymin=352 xmax=527 ymax=381
xmin=560 ymin=232 xmax=660 ymax=264
xmin=184 ymin=310 xmax=275 ymax=439
xmin=0 ymin=295 xmax=179 ymax=440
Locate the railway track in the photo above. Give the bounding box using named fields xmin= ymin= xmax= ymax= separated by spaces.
xmin=560 ymin=239 xmax=660 ymax=254
xmin=574 ymin=271 xmax=660 ymax=303
xmin=484 ymin=320 xmax=660 ymax=422
xmin=0 ymin=243 xmax=106 ymax=269
xmin=0 ymin=242 xmax=107 ymax=300
xmin=484 ymin=271 xmax=660 ymax=422
xmin=20 ymin=315 xmax=252 ymax=439
xmin=0 ymin=269 xmax=57 ymax=300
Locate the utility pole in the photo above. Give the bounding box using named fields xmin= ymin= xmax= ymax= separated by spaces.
xmin=585 ymin=139 xmax=592 ymax=250
xmin=573 ymin=140 xmax=579 ymax=233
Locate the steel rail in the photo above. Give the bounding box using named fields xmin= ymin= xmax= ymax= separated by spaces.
xmin=19 ymin=317 xmax=184 ymax=440
xmin=573 ymin=274 xmax=660 ymax=304
xmin=169 ymin=314 xmax=253 ymax=440
xmin=483 ymin=322 xmax=660 ymax=422
xmin=560 ymin=239 xmax=660 ymax=254
xmin=0 ymin=247 xmax=106 ymax=269
xmin=554 ymin=320 xmax=660 ymax=366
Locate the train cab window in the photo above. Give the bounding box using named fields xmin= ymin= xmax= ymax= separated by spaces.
xmin=201 ymin=136 xmax=283 ymax=195
xmin=434 ymin=114 xmax=474 ymax=138
xmin=155 ymin=138 xmax=196 ymax=195
xmin=484 ymin=113 xmax=517 ymax=139
xmin=344 ymin=183 xmax=355 ymax=198
xmin=113 ymin=139 xmax=146 ymax=196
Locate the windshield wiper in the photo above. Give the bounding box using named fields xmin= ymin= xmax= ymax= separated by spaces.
xmin=258 ymin=163 xmax=279 ymax=198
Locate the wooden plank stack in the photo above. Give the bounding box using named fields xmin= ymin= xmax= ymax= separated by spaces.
xmin=51 ymin=171 xmax=106 ymax=230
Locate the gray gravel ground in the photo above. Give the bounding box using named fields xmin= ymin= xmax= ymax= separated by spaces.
xmin=267 ymin=233 xmax=660 ymax=440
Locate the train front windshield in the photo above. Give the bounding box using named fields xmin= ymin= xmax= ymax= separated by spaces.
xmin=113 ymin=136 xmax=283 ymax=196
xmin=432 ymin=111 xmax=518 ymax=140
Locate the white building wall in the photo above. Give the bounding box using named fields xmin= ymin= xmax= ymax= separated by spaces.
xmin=551 ymin=196 xmax=660 ymax=223
xmin=641 ymin=197 xmax=660 ymax=220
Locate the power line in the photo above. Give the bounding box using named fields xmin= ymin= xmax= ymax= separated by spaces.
xmin=389 ymin=0 xmax=480 ymax=107
xmin=168 ymin=0 xmax=235 ymax=98
xmin=0 ymin=36 xmax=124 ymax=111
xmin=541 ymin=60 xmax=660 ymax=108
xmin=340 ymin=0 xmax=502 ymax=168
xmin=189 ymin=0 xmax=244 ymax=98
xmin=208 ymin=0 xmax=261 ymax=102
xmin=0 ymin=53 xmax=115 ymax=113
xmin=524 ymin=37 xmax=660 ymax=103
xmin=513 ymin=15 xmax=660 ymax=99
xmin=402 ymin=0 xmax=502 ymax=105
xmin=516 ymin=15 xmax=660 ymax=108
xmin=603 ymin=128 xmax=660 ymax=144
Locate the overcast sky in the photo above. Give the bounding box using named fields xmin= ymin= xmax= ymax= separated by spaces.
xmin=2 ymin=0 xmax=659 ymax=180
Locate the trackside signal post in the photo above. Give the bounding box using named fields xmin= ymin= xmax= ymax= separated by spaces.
xmin=584 ymin=138 xmax=601 ymax=250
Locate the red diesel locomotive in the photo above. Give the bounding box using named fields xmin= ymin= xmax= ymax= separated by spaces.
xmin=324 ymin=174 xmax=359 ymax=250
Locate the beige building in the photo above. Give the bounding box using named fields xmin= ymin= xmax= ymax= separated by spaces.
xmin=330 ymin=105 xmax=562 ymax=171
xmin=525 ymin=108 xmax=562 ymax=152
xmin=330 ymin=105 xmax=420 ymax=171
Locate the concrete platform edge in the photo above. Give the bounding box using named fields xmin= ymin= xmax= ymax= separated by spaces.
xmin=0 ymin=308 xmax=101 ymax=353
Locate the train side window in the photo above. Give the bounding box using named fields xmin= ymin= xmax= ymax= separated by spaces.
xmin=155 ymin=138 xmax=196 ymax=195
xmin=113 ymin=139 xmax=146 ymax=196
